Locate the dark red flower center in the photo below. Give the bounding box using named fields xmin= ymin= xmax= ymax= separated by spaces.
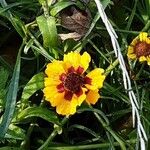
xmin=134 ymin=41 xmax=150 ymax=57
xmin=57 ymin=66 xmax=92 ymax=101
xmin=64 ymin=72 xmax=84 ymax=93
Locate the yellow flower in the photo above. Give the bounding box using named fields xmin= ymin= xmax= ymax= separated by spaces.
xmin=127 ymin=32 xmax=150 ymax=65
xmin=43 ymin=51 xmax=105 ymax=116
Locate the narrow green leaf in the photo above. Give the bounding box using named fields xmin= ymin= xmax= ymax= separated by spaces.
xmin=27 ymin=31 xmax=54 ymax=61
xmin=0 ymin=67 xmax=9 ymax=90
xmin=21 ymin=72 xmax=44 ymax=100
xmin=83 ymin=0 xmax=111 ymax=41
xmin=24 ymin=39 xmax=34 ymax=54
xmin=0 ymin=43 xmax=23 ymax=138
xmin=46 ymin=16 xmax=58 ymax=47
xmin=36 ymin=15 xmax=58 ymax=48
xmin=0 ymin=2 xmax=31 ymax=14
xmin=5 ymin=124 xmax=25 ymax=140
xmin=10 ymin=16 xmax=26 ymax=38
xmin=0 ymin=0 xmax=26 ymax=38
xmin=0 ymin=67 xmax=9 ymax=106
xmin=101 ymin=0 xmax=111 ymax=8
xmin=0 ymin=6 xmax=8 ymax=17
xmin=21 ymin=72 xmax=44 ymax=109
xmin=18 ymin=107 xmax=60 ymax=125
xmin=0 ymin=147 xmax=20 ymax=150
xmin=50 ymin=1 xmax=75 ymax=16
xmin=24 ymin=31 xmax=41 ymax=54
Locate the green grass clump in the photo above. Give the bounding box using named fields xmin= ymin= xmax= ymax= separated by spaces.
xmin=0 ymin=0 xmax=150 ymax=150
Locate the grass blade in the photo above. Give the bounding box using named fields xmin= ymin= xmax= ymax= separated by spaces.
xmin=0 ymin=42 xmax=24 ymax=138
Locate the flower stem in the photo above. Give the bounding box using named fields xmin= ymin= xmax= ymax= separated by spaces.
xmin=96 ymin=26 xmax=139 ymax=35
xmin=20 ymin=123 xmax=35 ymax=150
xmin=93 ymin=112 xmax=126 ymax=150
xmin=38 ymin=117 xmax=69 ymax=150
xmin=46 ymin=139 xmax=136 ymax=150
xmin=104 ymin=59 xmax=119 ymax=76
xmin=142 ymin=20 xmax=150 ymax=31
xmin=27 ymin=31 xmax=54 ymax=61
xmin=135 ymin=63 xmax=145 ymax=79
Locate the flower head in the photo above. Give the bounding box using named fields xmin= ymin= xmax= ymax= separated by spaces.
xmin=43 ymin=51 xmax=105 ymax=116
xmin=127 ymin=32 xmax=150 ymax=65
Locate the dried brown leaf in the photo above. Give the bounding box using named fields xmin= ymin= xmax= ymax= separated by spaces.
xmin=60 ymin=6 xmax=91 ymax=40
xmin=59 ymin=32 xmax=82 ymax=41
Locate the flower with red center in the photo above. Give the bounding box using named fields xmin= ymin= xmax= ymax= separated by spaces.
xmin=127 ymin=32 xmax=150 ymax=65
xmin=43 ymin=51 xmax=105 ymax=116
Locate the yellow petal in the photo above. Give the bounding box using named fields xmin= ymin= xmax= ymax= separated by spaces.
xmin=64 ymin=51 xmax=80 ymax=70
xmin=45 ymin=60 xmax=65 ymax=79
xmin=80 ymin=52 xmax=91 ymax=72
xmin=147 ymin=56 xmax=150 ymax=65
xmin=127 ymin=53 xmax=136 ymax=59
xmin=146 ymin=37 xmax=150 ymax=44
xmin=86 ymin=68 xmax=106 ymax=90
xmin=64 ymin=51 xmax=91 ymax=72
xmin=139 ymin=32 xmax=148 ymax=42
xmin=86 ymin=89 xmax=100 ymax=105
xmin=130 ymin=37 xmax=138 ymax=46
xmin=74 ymin=88 xmax=87 ymax=106
xmin=127 ymin=46 xmax=137 ymax=59
xmin=44 ymin=77 xmax=60 ymax=86
xmin=56 ymin=98 xmax=78 ymax=116
xmin=50 ymin=93 xmax=64 ymax=107
xmin=43 ymin=86 xmax=57 ymax=100
xmin=139 ymin=56 xmax=146 ymax=62
xmin=127 ymin=46 xmax=134 ymax=54
xmin=43 ymin=86 xmax=63 ymax=107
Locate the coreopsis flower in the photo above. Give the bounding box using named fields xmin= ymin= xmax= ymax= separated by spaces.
xmin=127 ymin=32 xmax=150 ymax=65
xmin=43 ymin=51 xmax=105 ymax=116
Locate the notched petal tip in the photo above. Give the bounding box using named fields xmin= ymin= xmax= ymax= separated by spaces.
xmin=64 ymin=51 xmax=91 ymax=72
xmin=80 ymin=52 xmax=91 ymax=72
xmin=139 ymin=32 xmax=148 ymax=42
xmin=86 ymin=68 xmax=106 ymax=90
xmin=45 ymin=60 xmax=65 ymax=77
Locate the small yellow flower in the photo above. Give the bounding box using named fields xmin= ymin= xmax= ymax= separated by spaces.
xmin=43 ymin=51 xmax=105 ymax=116
xmin=127 ymin=32 xmax=150 ymax=65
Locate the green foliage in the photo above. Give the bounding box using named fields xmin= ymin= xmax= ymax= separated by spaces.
xmin=5 ymin=124 xmax=25 ymax=140
xmin=0 ymin=0 xmax=150 ymax=149
xmin=21 ymin=72 xmax=44 ymax=109
xmin=36 ymin=15 xmax=58 ymax=49
xmin=50 ymin=1 xmax=75 ymax=16
xmin=0 ymin=47 xmax=21 ymax=138
xmin=0 ymin=67 xmax=9 ymax=107
xmin=17 ymin=107 xmax=60 ymax=125
xmin=0 ymin=147 xmax=20 ymax=150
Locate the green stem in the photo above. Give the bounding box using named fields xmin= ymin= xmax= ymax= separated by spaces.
xmin=20 ymin=102 xmax=49 ymax=149
xmin=142 ymin=20 xmax=150 ymax=31
xmin=125 ymin=0 xmax=138 ymax=31
xmin=94 ymin=112 xmax=126 ymax=150
xmin=96 ymin=26 xmax=139 ymax=35
xmin=88 ymin=40 xmax=111 ymax=63
xmin=135 ymin=63 xmax=145 ymax=79
xmin=27 ymin=31 xmax=54 ymax=61
xmin=46 ymin=139 xmax=136 ymax=150
xmin=42 ymin=0 xmax=50 ymax=18
xmin=20 ymin=123 xmax=35 ymax=150
xmin=104 ymin=59 xmax=119 ymax=76
xmin=38 ymin=117 xmax=69 ymax=150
